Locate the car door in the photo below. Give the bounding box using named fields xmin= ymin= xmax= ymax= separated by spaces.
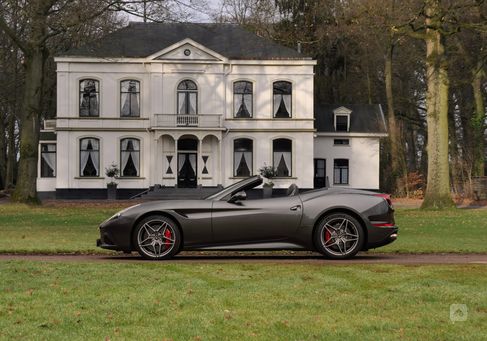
xmin=211 ymin=195 xmax=303 ymax=244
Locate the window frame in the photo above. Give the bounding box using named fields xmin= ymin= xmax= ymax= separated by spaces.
xmin=79 ymin=137 xmax=100 ymax=177
xmin=233 ymin=80 xmax=253 ymax=118
xmin=333 ymin=138 xmax=350 ymax=146
xmin=272 ymin=81 xmax=292 ymax=118
xmin=120 ymin=79 xmax=141 ymax=117
xmin=40 ymin=143 xmax=56 ymax=178
xmin=120 ymin=138 xmax=141 ymax=177
xmin=272 ymin=138 xmax=293 ymax=177
xmin=79 ymin=79 xmax=100 ymax=117
xmin=177 ymin=79 xmax=198 ymax=115
xmin=333 ymin=158 xmax=349 ymax=185
xmin=334 ymin=114 xmax=350 ymax=132
xmin=233 ymin=138 xmax=254 ymax=177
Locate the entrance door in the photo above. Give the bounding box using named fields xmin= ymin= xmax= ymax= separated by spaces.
xmin=314 ymin=158 xmax=326 ymax=188
xmin=178 ymin=153 xmax=197 ymax=188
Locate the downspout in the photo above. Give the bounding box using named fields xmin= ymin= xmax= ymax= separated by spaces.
xmin=221 ymin=62 xmax=232 ymax=185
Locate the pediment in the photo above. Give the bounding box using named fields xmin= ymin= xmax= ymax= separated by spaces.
xmin=150 ymin=39 xmax=227 ymax=62
xmin=333 ymin=106 xmax=352 ymax=115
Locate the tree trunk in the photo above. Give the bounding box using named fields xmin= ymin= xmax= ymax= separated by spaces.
xmin=11 ymin=49 xmax=45 ymax=203
xmin=5 ymin=112 xmax=16 ymax=189
xmin=0 ymin=111 xmax=6 ymax=190
xmin=421 ymin=0 xmax=454 ymax=209
xmin=385 ymin=43 xmax=408 ymax=196
xmin=471 ymin=64 xmax=486 ymax=176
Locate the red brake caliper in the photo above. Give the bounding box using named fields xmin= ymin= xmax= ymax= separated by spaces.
xmin=164 ymin=229 xmax=172 ymax=249
xmin=325 ymin=230 xmax=331 ymax=243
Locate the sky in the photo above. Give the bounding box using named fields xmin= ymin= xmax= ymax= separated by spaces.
xmin=126 ymin=0 xmax=222 ymax=23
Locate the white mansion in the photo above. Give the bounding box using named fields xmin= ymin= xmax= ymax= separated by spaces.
xmin=38 ymin=23 xmax=387 ymax=199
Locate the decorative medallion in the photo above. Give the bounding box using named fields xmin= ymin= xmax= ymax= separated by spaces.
xmin=202 ymin=155 xmax=209 ymax=174
xmin=166 ymin=155 xmax=173 ymax=174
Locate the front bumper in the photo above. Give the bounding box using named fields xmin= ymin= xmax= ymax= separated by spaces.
xmin=97 ymin=215 xmax=134 ymax=252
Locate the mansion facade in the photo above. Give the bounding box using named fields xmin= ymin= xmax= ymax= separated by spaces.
xmin=38 ymin=23 xmax=387 ymax=199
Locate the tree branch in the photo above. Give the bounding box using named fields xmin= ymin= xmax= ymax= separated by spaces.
xmin=0 ymin=13 xmax=29 ymax=53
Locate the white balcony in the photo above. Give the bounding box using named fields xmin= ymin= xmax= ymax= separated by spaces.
xmin=152 ymin=114 xmax=222 ymax=128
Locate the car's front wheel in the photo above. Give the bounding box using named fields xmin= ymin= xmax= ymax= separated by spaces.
xmin=133 ymin=215 xmax=181 ymax=260
xmin=314 ymin=213 xmax=364 ymax=259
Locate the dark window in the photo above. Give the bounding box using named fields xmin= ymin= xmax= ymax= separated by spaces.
xmin=334 ymin=139 xmax=350 ymax=145
xmin=233 ymin=81 xmax=253 ymax=118
xmin=273 ymin=81 xmax=292 ymax=118
xmin=79 ymin=79 xmax=99 ymax=117
xmin=80 ymin=138 xmax=100 ymax=177
xmin=334 ymin=159 xmax=349 ymax=185
xmin=314 ymin=158 xmax=326 ymax=188
xmin=121 ymin=138 xmax=140 ymax=177
xmin=120 ymin=80 xmax=140 ymax=117
xmin=177 ymin=80 xmax=197 ymax=115
xmin=273 ymin=138 xmax=292 ymax=177
xmin=40 ymin=144 xmax=56 ymax=178
xmin=178 ymin=138 xmax=198 ymax=151
xmin=234 ymin=138 xmax=253 ymax=177
xmin=335 ymin=115 xmax=348 ymax=132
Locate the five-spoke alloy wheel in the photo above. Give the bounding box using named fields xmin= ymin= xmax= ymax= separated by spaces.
xmin=133 ymin=215 xmax=181 ymax=260
xmin=314 ymin=213 xmax=364 ymax=259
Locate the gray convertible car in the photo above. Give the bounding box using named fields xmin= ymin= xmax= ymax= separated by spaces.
xmin=97 ymin=176 xmax=397 ymax=260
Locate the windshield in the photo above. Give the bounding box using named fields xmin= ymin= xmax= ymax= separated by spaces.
xmin=205 ymin=176 xmax=262 ymax=200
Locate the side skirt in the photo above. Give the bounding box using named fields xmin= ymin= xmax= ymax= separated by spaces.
xmin=184 ymin=242 xmax=307 ymax=251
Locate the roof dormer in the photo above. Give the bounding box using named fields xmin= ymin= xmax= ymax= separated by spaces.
xmin=333 ymin=106 xmax=352 ymax=132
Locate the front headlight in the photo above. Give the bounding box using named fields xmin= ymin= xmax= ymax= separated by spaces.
xmin=104 ymin=204 xmax=141 ymax=223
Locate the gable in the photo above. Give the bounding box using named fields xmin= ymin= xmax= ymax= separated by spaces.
xmin=149 ymin=39 xmax=227 ymax=62
xmin=333 ymin=106 xmax=352 ymax=115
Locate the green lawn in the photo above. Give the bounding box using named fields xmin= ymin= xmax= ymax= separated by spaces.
xmin=0 ymin=203 xmax=486 ymax=254
xmin=0 ymin=261 xmax=485 ymax=340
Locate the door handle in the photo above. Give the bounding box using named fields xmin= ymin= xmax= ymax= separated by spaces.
xmin=290 ymin=205 xmax=301 ymax=211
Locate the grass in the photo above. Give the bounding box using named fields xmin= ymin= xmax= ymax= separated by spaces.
xmin=0 ymin=203 xmax=486 ymax=254
xmin=0 ymin=261 xmax=486 ymax=340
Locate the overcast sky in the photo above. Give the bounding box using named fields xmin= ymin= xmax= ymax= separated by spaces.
xmin=126 ymin=0 xmax=222 ymax=23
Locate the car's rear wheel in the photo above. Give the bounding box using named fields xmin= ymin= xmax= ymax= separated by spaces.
xmin=314 ymin=213 xmax=364 ymax=259
xmin=133 ymin=215 xmax=181 ymax=260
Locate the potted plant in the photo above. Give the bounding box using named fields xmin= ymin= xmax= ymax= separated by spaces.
xmin=259 ymin=164 xmax=276 ymax=198
xmin=105 ymin=163 xmax=120 ymax=200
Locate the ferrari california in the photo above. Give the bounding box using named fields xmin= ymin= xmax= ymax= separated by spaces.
xmin=97 ymin=176 xmax=397 ymax=260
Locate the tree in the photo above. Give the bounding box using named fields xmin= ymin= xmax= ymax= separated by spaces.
xmin=0 ymin=0 xmax=188 ymax=203
xmin=418 ymin=0 xmax=455 ymax=208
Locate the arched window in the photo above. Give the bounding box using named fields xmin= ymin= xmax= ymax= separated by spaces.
xmin=273 ymin=81 xmax=292 ymax=118
xmin=234 ymin=138 xmax=253 ymax=177
xmin=233 ymin=81 xmax=253 ymax=118
xmin=120 ymin=138 xmax=140 ymax=177
xmin=273 ymin=138 xmax=292 ymax=177
xmin=120 ymin=80 xmax=140 ymax=117
xmin=80 ymin=138 xmax=100 ymax=177
xmin=177 ymin=80 xmax=197 ymax=115
xmin=79 ymin=79 xmax=99 ymax=117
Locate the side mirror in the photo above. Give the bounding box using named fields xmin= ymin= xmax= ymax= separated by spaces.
xmin=228 ymin=191 xmax=247 ymax=204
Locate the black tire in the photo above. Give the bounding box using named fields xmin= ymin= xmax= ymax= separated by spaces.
xmin=314 ymin=213 xmax=365 ymax=259
xmin=133 ymin=215 xmax=181 ymax=260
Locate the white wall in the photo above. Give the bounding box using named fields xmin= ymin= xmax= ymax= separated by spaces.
xmin=223 ymin=132 xmax=314 ymax=189
xmin=54 ymin=131 xmax=151 ymax=190
xmin=314 ymin=136 xmax=381 ymax=190
xmin=41 ymin=50 xmax=316 ymax=192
